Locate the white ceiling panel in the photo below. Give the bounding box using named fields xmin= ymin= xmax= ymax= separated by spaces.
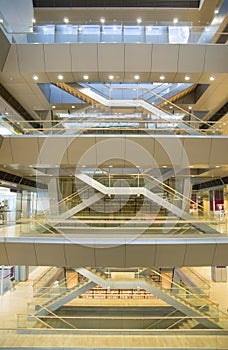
xmin=154 ymin=137 xmax=183 ymax=166
xmin=152 ymin=44 xmax=179 ymax=73
xmin=17 ymin=44 xmax=45 ymax=72
xmin=65 ymin=244 xmax=95 ymax=267
xmin=67 ymin=136 xmax=97 ymax=166
xmin=0 ymin=243 xmax=9 ymax=265
xmin=0 ymin=138 xmax=14 ymax=164
xmin=126 ymin=244 xmax=156 ymax=267
xmin=98 ymin=72 xmax=124 ymax=82
xmin=182 ymin=137 xmax=212 ymax=165
xmin=46 ymin=72 xmax=74 ymax=83
xmin=95 ymin=137 xmax=125 ymax=167
xmin=209 ymin=138 xmax=228 ymax=165
xmin=204 ymin=45 xmax=228 ymax=73
xmin=44 ymin=44 xmax=71 ymax=72
xmin=125 ymin=137 xmax=155 ymax=168
xmin=213 ymin=243 xmax=228 ymax=265
xmin=10 ymin=138 xmax=39 ymax=165
xmin=71 ymin=43 xmax=98 ymax=72
xmin=5 ymin=242 xmax=37 ymax=265
xmin=3 ymin=45 xmax=19 ymax=72
xmin=125 ymin=44 xmax=152 ymax=72
xmin=95 ymin=245 xmax=126 ymax=266
xmin=155 ymin=243 xmax=186 ymax=266
xmin=178 ymin=44 xmax=206 ymax=73
xmin=184 ymin=243 xmax=216 ymax=266
xmin=98 ymin=43 xmax=124 ymax=72
xmin=35 ymin=243 xmax=66 ymax=266
xmin=37 ymin=137 xmax=69 ymax=165
xmin=72 ymin=71 xmax=100 ymax=81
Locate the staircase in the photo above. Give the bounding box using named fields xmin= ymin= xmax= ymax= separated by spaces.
xmin=76 ymin=267 xmax=222 ymax=329
xmin=55 ymin=82 xmax=202 ymax=135
xmin=35 ymin=279 xmax=96 ymax=316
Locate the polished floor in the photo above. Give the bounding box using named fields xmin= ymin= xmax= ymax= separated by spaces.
xmin=0 ymin=266 xmax=228 ymax=348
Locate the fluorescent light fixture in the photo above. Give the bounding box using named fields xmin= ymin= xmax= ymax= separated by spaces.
xmin=109 ymin=75 xmax=114 ymax=80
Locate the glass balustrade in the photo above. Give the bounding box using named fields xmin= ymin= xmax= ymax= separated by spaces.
xmin=0 ymin=18 xmax=226 ymax=45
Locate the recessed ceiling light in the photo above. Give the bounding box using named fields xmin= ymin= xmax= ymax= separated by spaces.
xmin=33 ymin=74 xmax=38 ymax=81
xmin=160 ymin=75 xmax=165 ymax=80
xmin=134 ymin=74 xmax=140 ymax=80
xmin=215 ymin=165 xmax=220 ymax=168
xmin=83 ymin=74 xmax=89 ymax=80
xmin=210 ymin=75 xmax=215 ymax=81
xmin=136 ymin=17 xmax=142 ymax=24
xmin=58 ymin=74 xmax=64 ymax=80
xmin=32 ymin=18 xmax=36 ymax=24
xmin=100 ymin=17 xmax=105 ymax=24
xmin=188 ymin=106 xmax=192 ymax=110
xmin=71 ymin=105 xmax=75 ymax=109
xmin=109 ymin=75 xmax=114 ymax=80
xmin=185 ymin=75 xmax=191 ymax=81
xmin=214 ymin=9 xmax=219 ymax=14
xmin=52 ymin=105 xmax=56 ymax=109
xmin=109 ymin=165 xmax=113 ymax=168
xmin=169 ymin=106 xmax=173 ymax=109
xmin=173 ymin=18 xmax=178 ymax=24
xmin=162 ymin=165 xmax=167 ymax=168
xmin=64 ymin=17 xmax=69 ymax=23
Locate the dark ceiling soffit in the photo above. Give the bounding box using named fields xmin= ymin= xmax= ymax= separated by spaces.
xmin=33 ymin=0 xmax=200 ymax=8
xmin=193 ymin=177 xmax=228 ymax=191
xmin=0 ymin=169 xmax=47 ymax=190
xmin=0 ymin=84 xmax=42 ymax=129
xmin=200 ymin=102 xmax=228 ymax=129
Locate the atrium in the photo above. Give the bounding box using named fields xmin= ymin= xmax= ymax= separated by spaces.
xmin=0 ymin=0 xmax=228 ymax=349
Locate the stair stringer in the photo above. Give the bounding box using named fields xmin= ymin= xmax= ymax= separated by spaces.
xmin=35 ymin=280 xmax=97 ymax=316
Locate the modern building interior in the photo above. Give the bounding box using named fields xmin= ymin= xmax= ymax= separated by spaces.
xmin=0 ymin=0 xmax=228 ymax=348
